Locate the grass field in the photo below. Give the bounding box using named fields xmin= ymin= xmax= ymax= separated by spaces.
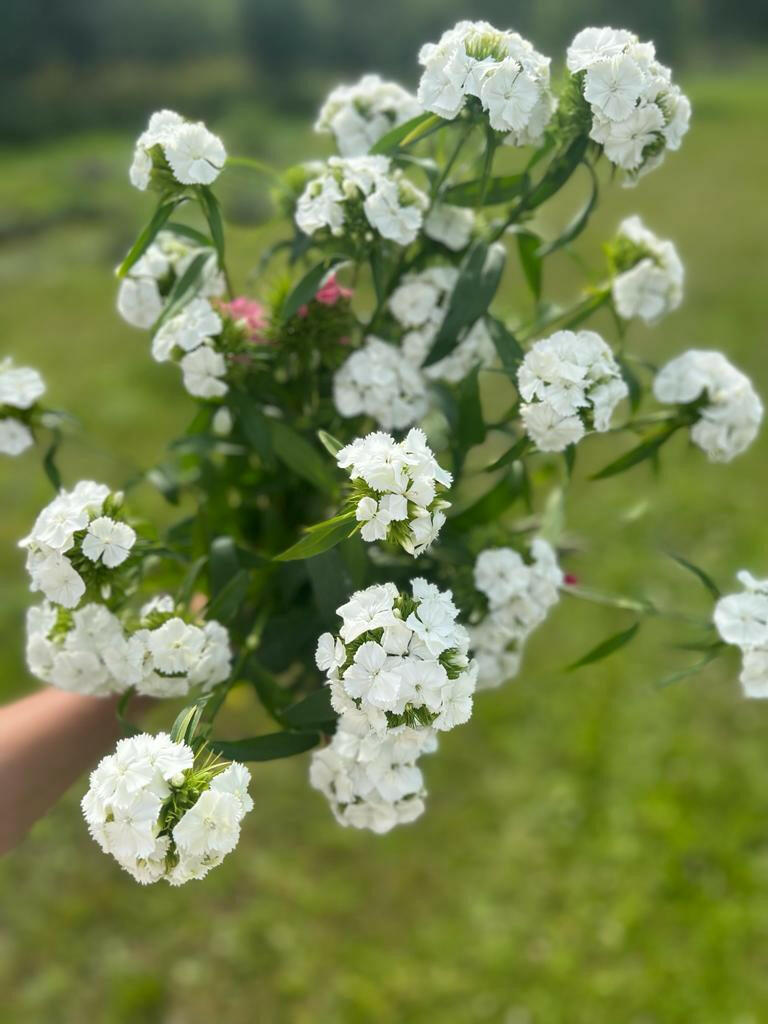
xmin=2 ymin=71 xmax=768 ymax=1023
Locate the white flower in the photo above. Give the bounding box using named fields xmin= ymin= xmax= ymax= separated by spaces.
xmin=0 ymin=417 xmax=34 ymax=456
xmin=152 ymin=298 xmax=222 ymax=361
xmin=479 ymin=58 xmax=542 ymax=132
xmin=117 ymin=276 xmax=163 ymax=329
xmin=129 ymin=111 xmax=226 ymax=190
xmin=424 ymin=204 xmax=474 ymax=251
xmin=714 ymin=573 xmax=768 ymax=700
xmin=0 ymin=358 xmax=46 ymax=409
xmin=147 ymin=617 xmax=206 ymax=674
xmin=363 ymin=177 xmax=426 ymax=245
xmin=567 ymin=28 xmax=689 ymax=176
xmin=322 ymin=579 xmax=475 ymax=736
xmin=310 ymin=709 xmax=434 ymax=833
xmin=334 ymin=337 xmax=428 ymax=430
xmin=315 ymin=74 xmax=422 ymax=156
xmin=469 ymin=540 xmax=562 ymax=689
xmin=29 ymin=553 xmax=86 ymax=608
xmin=653 ymin=350 xmax=762 ymax=462
xmin=611 ymin=215 xmax=684 ymax=325
xmin=295 ymin=156 xmax=427 ymax=246
xmin=81 ymin=516 xmax=136 ymax=568
xmin=518 ymin=330 xmax=627 ymax=451
xmin=566 ymin=27 xmax=638 ymax=73
xmin=583 ymin=54 xmax=646 ymax=121
xmin=180 ymin=345 xmax=228 ymax=399
xmin=82 ymin=733 xmax=251 ymax=884
xmin=598 ymin=103 xmax=665 ymax=170
xmin=212 ymin=407 xmax=232 ymax=436
xmin=337 ymin=429 xmax=451 ymax=556
xmin=163 ymin=122 xmax=227 ymax=186
xmin=417 ymin=22 xmax=554 ymax=143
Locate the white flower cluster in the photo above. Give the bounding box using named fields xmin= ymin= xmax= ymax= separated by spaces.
xmin=317 ymin=580 xmax=477 ymax=734
xmin=0 ymin=357 xmax=45 ymax=457
xmin=152 ymin=297 xmax=228 ymax=399
xmin=117 ymin=230 xmax=225 ymax=330
xmin=469 ymin=540 xmax=563 ymax=689
xmin=611 ymin=216 xmax=684 ymax=324
xmin=336 ymin=429 xmax=452 ymax=556
xmin=295 ymin=155 xmax=428 ymax=246
xmin=82 ymin=733 xmax=252 ymax=885
xmin=517 ymin=330 xmax=629 ymax=452
xmin=566 ymin=27 xmax=690 ymax=175
xmin=311 ymin=579 xmax=477 ymax=832
xmin=26 ymin=595 xmax=232 ymax=698
xmin=315 ymin=73 xmax=422 ymax=157
xmin=333 ymin=336 xmax=428 ymax=430
xmin=310 ymin=712 xmax=435 ymax=834
xmin=417 ymin=21 xmax=555 ymax=146
xmin=129 ymin=110 xmax=226 ymax=191
xmin=653 ymin=349 xmax=763 ymax=462
xmin=389 ymin=266 xmax=496 ymax=384
xmin=19 ymin=482 xmax=136 ymax=608
xmin=714 ymin=572 xmax=768 ymax=698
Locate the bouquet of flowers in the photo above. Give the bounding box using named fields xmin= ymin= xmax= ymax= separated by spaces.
xmin=6 ymin=22 xmax=764 ymax=884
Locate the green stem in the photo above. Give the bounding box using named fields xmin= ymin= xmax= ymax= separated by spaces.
xmin=226 ymin=155 xmax=280 ymax=179
xmin=563 ymin=585 xmax=710 ymax=627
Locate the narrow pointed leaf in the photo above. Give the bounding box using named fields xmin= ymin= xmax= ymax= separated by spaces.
xmin=538 ymin=162 xmax=598 ymax=257
xmin=209 ymin=731 xmax=320 ymax=761
xmin=667 ymin=552 xmax=721 ymax=600
xmin=591 ymin=424 xmax=679 ymax=481
xmin=317 ymin=430 xmax=344 ymax=457
xmin=567 ymin=621 xmax=640 ymax=671
xmin=424 ymin=241 xmax=506 ymax=367
xmin=280 ymin=687 xmax=337 ymax=731
xmin=487 ymin=316 xmax=524 ymax=375
xmin=442 ymin=173 xmax=527 ymax=207
xmin=268 ymin=419 xmax=338 ymax=494
xmin=369 ymin=112 xmax=438 ymax=155
xmin=517 ymin=230 xmax=542 ymax=300
xmin=274 ymin=511 xmax=357 ymax=562
xmin=282 ymin=255 xmax=348 ymax=319
xmin=117 ymin=197 xmax=185 ymax=277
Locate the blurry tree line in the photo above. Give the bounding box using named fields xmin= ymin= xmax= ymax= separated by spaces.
xmin=2 ymin=0 xmax=766 ymax=141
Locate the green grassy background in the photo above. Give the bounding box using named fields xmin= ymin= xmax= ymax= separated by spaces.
xmin=2 ymin=71 xmax=768 ymax=1022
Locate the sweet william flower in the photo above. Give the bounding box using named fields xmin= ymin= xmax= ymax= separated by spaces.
xmin=82 ymin=517 xmax=136 ymax=568
xmin=129 ymin=110 xmax=226 ymax=191
xmin=583 ymin=54 xmax=646 ymax=121
xmin=0 ymin=358 xmax=46 ymax=409
xmin=0 ymin=417 xmax=34 ymax=456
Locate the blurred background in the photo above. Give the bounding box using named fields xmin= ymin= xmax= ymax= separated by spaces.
xmin=2 ymin=2 xmax=768 ymax=1022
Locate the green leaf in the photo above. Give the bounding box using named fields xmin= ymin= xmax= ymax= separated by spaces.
xmin=42 ymin=430 xmax=62 ymax=491
xmin=241 ymin=655 xmax=293 ymax=718
xmin=442 ymin=173 xmax=527 ymax=207
xmin=618 ymin=355 xmax=642 ymax=413
xmin=117 ymin=196 xmax=185 ymax=277
xmin=209 ymin=731 xmax=320 ymax=761
xmin=116 ymin=688 xmax=141 ymax=737
xmin=423 ymin=241 xmax=506 ymax=367
xmin=486 ymin=317 xmax=524 ymax=376
xmin=449 ymin=470 xmax=523 ymax=530
xmin=280 ymin=687 xmax=337 ymax=731
xmin=370 ymin=112 xmax=441 ymax=154
xmin=205 ymin=569 xmax=250 ymax=623
xmin=282 ymin=255 xmax=348 ymax=319
xmin=306 ymin=547 xmax=352 ymax=621
xmin=151 ymin=251 xmax=212 ymax=333
xmin=667 ymin=552 xmax=721 ymax=600
xmin=456 ymin=366 xmax=486 ymax=449
xmin=274 ymin=511 xmax=357 ymax=562
xmin=197 ymin=185 xmax=226 ymax=266
xmin=317 ymin=430 xmax=344 ymax=457
xmin=567 ymin=621 xmax=640 ymax=671
xmin=165 ymin=222 xmax=213 ymax=247
xmin=657 ymin=650 xmax=720 ymax=688
xmin=537 ymin=162 xmax=598 ymax=257
xmin=591 ymin=424 xmax=679 ymax=481
xmin=170 ymin=696 xmax=210 ymax=745
xmin=268 ymin=418 xmax=337 ymax=494
xmin=484 ymin=434 xmax=530 ymax=472
xmin=230 ymin=390 xmax=272 ymax=461
xmin=522 ymin=136 xmax=589 ymax=211
xmin=516 ymin=230 xmax=542 ymax=300
xmin=209 ymin=536 xmax=240 ymax=597
xmin=178 ymin=554 xmax=208 ymax=607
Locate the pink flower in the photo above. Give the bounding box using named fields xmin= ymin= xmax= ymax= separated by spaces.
xmin=564 ymin=573 xmax=579 ymax=586
xmin=315 ymin=273 xmax=352 ymax=307
xmin=220 ymin=297 xmax=267 ymax=342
